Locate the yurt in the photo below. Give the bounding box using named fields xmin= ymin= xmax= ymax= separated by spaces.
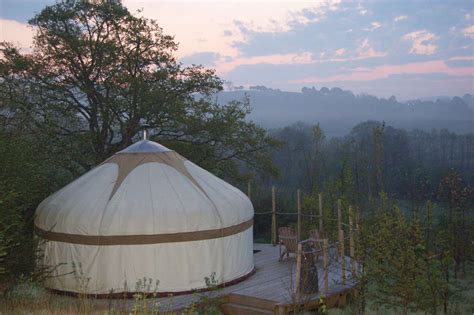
xmin=34 ymin=135 xmax=254 ymax=295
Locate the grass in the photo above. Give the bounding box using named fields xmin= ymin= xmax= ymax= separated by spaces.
xmin=0 ymin=279 xmax=168 ymax=314
xmin=328 ymin=269 xmax=474 ymax=315
xmin=0 ymin=275 xmax=225 ymax=315
xmin=2 ymin=270 xmax=473 ymax=314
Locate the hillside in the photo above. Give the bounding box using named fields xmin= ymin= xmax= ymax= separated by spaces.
xmin=216 ymin=87 xmax=474 ymax=137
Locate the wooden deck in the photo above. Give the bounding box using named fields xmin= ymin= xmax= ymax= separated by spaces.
xmin=55 ymin=243 xmax=356 ymax=314
xmin=153 ymin=243 xmax=357 ymax=313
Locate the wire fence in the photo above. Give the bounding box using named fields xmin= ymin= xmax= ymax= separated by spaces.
xmin=251 ymin=186 xmax=362 ymax=295
xmin=255 ymin=211 xmax=351 ymax=222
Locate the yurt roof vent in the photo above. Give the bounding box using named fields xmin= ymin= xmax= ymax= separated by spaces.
xmin=141 ymin=124 xmax=150 ymax=140
xmin=117 ymin=125 xmax=171 ymax=154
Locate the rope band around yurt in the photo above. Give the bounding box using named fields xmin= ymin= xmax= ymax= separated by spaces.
xmin=34 ymin=218 xmax=253 ymax=246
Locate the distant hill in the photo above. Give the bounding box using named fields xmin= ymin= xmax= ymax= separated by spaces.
xmin=215 ymin=87 xmax=474 ymax=137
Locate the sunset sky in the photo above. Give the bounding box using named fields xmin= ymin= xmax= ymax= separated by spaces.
xmin=1 ymin=0 xmax=473 ymax=99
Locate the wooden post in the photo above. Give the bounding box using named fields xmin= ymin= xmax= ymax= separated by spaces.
xmin=323 ymin=238 xmax=329 ymax=292
xmin=297 ymin=189 xmax=301 ymax=242
xmin=271 ymin=186 xmax=277 ymax=246
xmin=318 ymin=193 xmax=323 ymax=233
xmin=355 ymin=210 xmax=360 ymax=274
xmin=339 ymin=229 xmax=346 ymax=285
xmin=276 ymin=305 xmax=286 ymax=315
xmin=337 ymin=199 xmax=342 ymax=232
xmin=295 ymin=243 xmax=302 ymax=298
xmin=247 ymin=181 xmax=251 ymax=199
xmin=349 ymin=206 xmax=356 ymax=276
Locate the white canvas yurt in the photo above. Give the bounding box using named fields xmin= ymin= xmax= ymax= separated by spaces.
xmin=34 ymin=136 xmax=254 ymax=295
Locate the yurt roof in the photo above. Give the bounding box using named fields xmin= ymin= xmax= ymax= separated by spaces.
xmin=118 ymin=139 xmax=171 ymax=153
xmin=35 ymin=139 xmax=254 ymax=244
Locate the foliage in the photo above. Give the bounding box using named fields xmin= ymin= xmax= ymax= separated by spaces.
xmin=185 ymin=272 xmax=224 ymax=315
xmin=261 ymin=121 xmax=472 ymax=212
xmin=438 ymin=171 xmax=474 ymax=278
xmin=365 ymin=201 xmax=433 ymax=314
xmin=349 ymin=193 xmax=472 ymax=315
xmin=130 ymin=278 xmax=160 ymax=315
xmin=0 ymin=130 xmax=70 ymax=285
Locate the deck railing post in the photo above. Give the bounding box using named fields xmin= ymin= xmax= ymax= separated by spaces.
xmin=319 ymin=193 xmax=323 ymax=233
xmin=276 ymin=305 xmax=286 ymax=315
xmin=323 ymin=238 xmax=329 ymax=293
xmin=349 ymin=206 xmax=356 ymax=277
xmin=355 ymin=210 xmax=360 ymax=274
xmin=339 ymin=229 xmax=346 ymax=285
xmin=271 ymin=186 xmax=277 ymax=246
xmin=295 ymin=242 xmax=302 ymax=299
xmin=297 ymin=189 xmax=301 ymax=242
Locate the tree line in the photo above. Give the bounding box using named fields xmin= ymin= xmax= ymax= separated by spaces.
xmin=252 ymin=121 xmax=472 ymax=206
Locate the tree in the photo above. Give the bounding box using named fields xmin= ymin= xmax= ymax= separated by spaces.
xmin=0 ymin=129 xmax=70 ymax=282
xmin=372 ymin=122 xmax=385 ymax=195
xmin=364 ymin=196 xmax=435 ymax=314
xmin=304 ymin=123 xmax=326 ymax=193
xmin=438 ymin=171 xmax=473 ymax=278
xmin=349 ymin=121 xmax=381 ymax=203
xmin=0 ymin=0 xmax=278 ymax=180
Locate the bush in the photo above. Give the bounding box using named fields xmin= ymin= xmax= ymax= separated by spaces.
xmin=0 ymin=131 xmax=71 ymax=287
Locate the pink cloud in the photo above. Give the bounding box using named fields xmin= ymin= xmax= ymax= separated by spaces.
xmin=215 ymin=52 xmax=314 ymax=74
xmin=394 ymin=15 xmax=408 ymax=22
xmin=402 ymin=30 xmax=437 ymax=55
xmin=0 ymin=19 xmax=34 ymax=51
xmin=213 ymin=38 xmax=389 ymax=75
xmin=449 ymin=55 xmax=474 ymax=61
xmin=290 ymin=60 xmax=474 ymax=84
xmin=356 ymin=38 xmax=386 ymax=58
xmin=334 ymin=48 xmax=347 ymax=57
xmin=462 ymin=25 xmax=474 ymax=38
xmin=364 ymin=21 xmax=381 ymax=32
xmin=357 ymin=3 xmax=369 ymax=16
xmin=124 ymin=0 xmax=341 ymax=58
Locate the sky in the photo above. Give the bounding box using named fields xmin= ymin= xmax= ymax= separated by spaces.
xmin=0 ymin=0 xmax=473 ymax=100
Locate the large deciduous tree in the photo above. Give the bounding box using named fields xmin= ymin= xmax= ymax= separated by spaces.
xmin=0 ymin=0 xmax=278 ymax=180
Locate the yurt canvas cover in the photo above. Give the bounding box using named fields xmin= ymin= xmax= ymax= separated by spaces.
xmin=35 ymin=140 xmax=254 ymax=295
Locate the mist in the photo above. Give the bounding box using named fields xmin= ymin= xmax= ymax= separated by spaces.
xmin=216 ymin=86 xmax=474 ymax=137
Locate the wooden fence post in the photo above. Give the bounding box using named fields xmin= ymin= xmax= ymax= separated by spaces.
xmin=318 ymin=193 xmax=323 ymax=233
xmin=349 ymin=206 xmax=356 ymax=276
xmin=337 ymin=199 xmax=342 ymax=232
xmin=295 ymin=243 xmax=302 ymax=298
xmin=271 ymin=186 xmax=277 ymax=246
xmin=355 ymin=210 xmax=360 ymax=274
xmin=339 ymin=229 xmax=346 ymax=285
xmin=323 ymin=238 xmax=329 ymax=292
xmin=297 ymin=189 xmax=301 ymax=242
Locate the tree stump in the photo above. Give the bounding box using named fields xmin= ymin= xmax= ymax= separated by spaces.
xmin=299 ymin=241 xmax=319 ymax=294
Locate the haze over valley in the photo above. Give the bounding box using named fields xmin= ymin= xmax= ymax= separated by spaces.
xmin=216 ymin=87 xmax=474 ymax=136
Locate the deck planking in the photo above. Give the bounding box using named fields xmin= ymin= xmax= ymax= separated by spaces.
xmin=153 ymin=243 xmax=356 ymax=312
